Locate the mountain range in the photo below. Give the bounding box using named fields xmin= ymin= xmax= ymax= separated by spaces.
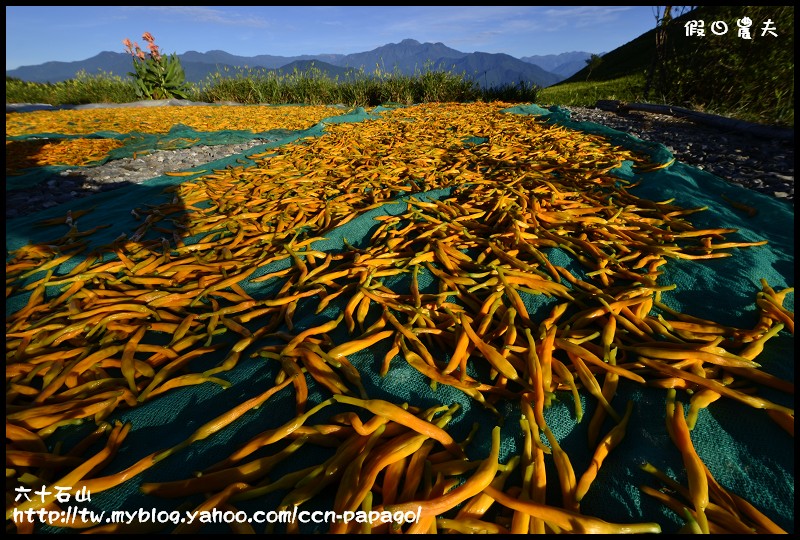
xmin=519 ymin=51 xmax=603 ymax=79
xmin=6 ymin=39 xmax=593 ymax=89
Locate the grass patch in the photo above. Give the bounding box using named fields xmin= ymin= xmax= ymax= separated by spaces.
xmin=537 ymin=74 xmax=647 ymax=108
xmin=6 ymin=70 xmax=139 ymax=105
xmin=7 ymin=65 xmax=510 ymax=109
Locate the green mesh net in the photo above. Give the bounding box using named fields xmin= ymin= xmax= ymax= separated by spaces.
xmin=6 ymin=103 xmax=793 ymax=534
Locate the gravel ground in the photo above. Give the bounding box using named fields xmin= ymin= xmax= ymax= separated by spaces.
xmin=564 ymin=105 xmax=794 ymax=203
xmin=5 ymin=103 xmax=794 ymax=220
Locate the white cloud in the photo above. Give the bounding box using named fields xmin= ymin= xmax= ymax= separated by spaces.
xmin=545 ymin=6 xmax=640 ymax=28
xmin=143 ymin=7 xmax=270 ymax=28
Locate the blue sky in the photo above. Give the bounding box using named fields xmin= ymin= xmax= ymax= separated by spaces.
xmin=6 ymin=6 xmax=689 ymax=69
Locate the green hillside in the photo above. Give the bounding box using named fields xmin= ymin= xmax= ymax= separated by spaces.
xmin=551 ymin=5 xmax=794 ymax=127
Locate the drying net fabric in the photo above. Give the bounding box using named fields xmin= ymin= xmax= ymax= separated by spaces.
xmin=6 ymin=101 xmax=793 ymax=534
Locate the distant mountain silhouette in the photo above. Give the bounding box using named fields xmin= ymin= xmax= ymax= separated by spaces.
xmin=335 ymin=38 xmax=468 ymax=74
xmin=272 ymin=60 xmax=359 ymax=81
xmin=6 ymin=51 xmax=244 ymax=86
xmin=7 ymin=38 xmax=592 ymax=89
xmin=519 ymin=51 xmax=598 ymax=79
xmin=448 ymin=52 xmax=561 ymax=89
